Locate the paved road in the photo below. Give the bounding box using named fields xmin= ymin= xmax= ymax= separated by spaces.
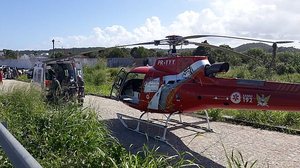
xmin=0 ymin=79 xmax=31 ymax=92
xmin=85 ymin=95 xmax=300 ymax=168
xmin=2 ymin=80 xmax=300 ymax=167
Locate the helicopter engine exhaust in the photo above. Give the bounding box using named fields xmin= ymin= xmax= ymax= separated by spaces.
xmin=205 ymin=62 xmax=229 ymax=77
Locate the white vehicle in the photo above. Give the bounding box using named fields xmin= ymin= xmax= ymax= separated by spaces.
xmin=32 ymin=57 xmax=84 ymax=103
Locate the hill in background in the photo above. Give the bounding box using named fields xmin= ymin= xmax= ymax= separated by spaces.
xmin=17 ymin=47 xmax=105 ymax=56
xmin=234 ymin=43 xmax=300 ymax=53
xmin=2 ymin=43 xmax=300 ymax=58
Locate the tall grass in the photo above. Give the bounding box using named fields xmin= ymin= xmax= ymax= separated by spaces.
xmin=0 ymin=89 xmax=197 ymax=167
xmin=84 ymin=59 xmax=120 ymax=96
xmin=223 ymin=144 xmax=257 ymax=168
xmin=204 ymin=109 xmax=300 ymax=130
xmin=16 ymin=74 xmax=31 ymax=83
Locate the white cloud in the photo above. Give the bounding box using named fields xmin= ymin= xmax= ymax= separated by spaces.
xmin=53 ymin=0 xmax=300 ymax=48
xmin=169 ymin=11 xmax=200 ymax=35
xmin=134 ymin=16 xmax=167 ymax=40
xmin=210 ymin=0 xmax=300 ymax=39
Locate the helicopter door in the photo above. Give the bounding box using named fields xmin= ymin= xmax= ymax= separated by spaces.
xmin=32 ymin=65 xmax=44 ymax=88
xmin=119 ymin=72 xmax=145 ymax=104
xmin=110 ymin=68 xmax=127 ymax=100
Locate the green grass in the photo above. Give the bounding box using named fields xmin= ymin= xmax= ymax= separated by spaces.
xmin=85 ymin=82 xmax=113 ymax=96
xmin=220 ymin=65 xmax=300 ymax=83
xmin=223 ymin=144 xmax=257 ymax=168
xmin=203 ymin=108 xmax=300 ymax=130
xmin=0 ymin=88 xmax=197 ymax=167
xmin=16 ymin=74 xmax=31 ymax=83
xmin=83 ymin=60 xmax=120 ymax=96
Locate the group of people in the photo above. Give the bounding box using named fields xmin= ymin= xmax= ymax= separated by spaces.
xmin=47 ymin=68 xmax=84 ymax=104
xmin=0 ymin=66 xmax=20 ymax=79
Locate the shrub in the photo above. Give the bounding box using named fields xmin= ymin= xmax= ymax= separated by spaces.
xmin=251 ymin=66 xmax=268 ymax=80
xmin=284 ymin=112 xmax=300 ymax=128
xmin=92 ymin=70 xmax=107 ymax=85
xmin=16 ymin=74 xmax=31 ymax=82
xmin=208 ymin=109 xmax=222 ymax=121
xmin=107 ymin=68 xmax=121 ymax=81
xmin=94 ymin=59 xmax=107 ymax=70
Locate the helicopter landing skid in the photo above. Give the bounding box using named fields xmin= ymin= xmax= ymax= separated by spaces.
xmin=116 ymin=112 xmax=170 ymax=144
xmin=116 ymin=111 xmax=213 ymax=144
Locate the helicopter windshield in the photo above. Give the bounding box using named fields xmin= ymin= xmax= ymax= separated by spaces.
xmin=120 ymin=72 xmax=145 ymax=104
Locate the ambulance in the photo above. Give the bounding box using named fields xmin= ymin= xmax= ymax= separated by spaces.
xmin=31 ymin=57 xmax=84 ymax=103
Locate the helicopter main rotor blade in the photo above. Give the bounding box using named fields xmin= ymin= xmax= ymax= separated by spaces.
xmin=189 ymin=41 xmax=263 ymax=65
xmin=79 ymin=49 xmax=105 ymax=56
xmin=116 ymin=41 xmax=157 ymax=48
xmin=184 ymin=35 xmax=294 ymax=44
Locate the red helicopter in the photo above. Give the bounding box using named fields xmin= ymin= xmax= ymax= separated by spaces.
xmin=110 ymin=35 xmax=298 ymax=141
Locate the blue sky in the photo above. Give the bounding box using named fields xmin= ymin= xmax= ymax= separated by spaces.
xmin=1 ymin=0 xmax=299 ymax=50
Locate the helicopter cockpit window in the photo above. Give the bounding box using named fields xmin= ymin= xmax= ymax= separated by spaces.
xmin=144 ymin=78 xmax=160 ymax=92
xmin=121 ymin=73 xmax=145 ymax=104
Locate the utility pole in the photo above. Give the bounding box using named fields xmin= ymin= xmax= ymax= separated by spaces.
xmin=52 ymin=39 xmax=55 ymax=56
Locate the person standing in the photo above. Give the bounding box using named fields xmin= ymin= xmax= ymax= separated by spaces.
xmin=77 ymin=75 xmax=85 ymax=104
xmin=0 ymin=69 xmax=3 ymax=85
xmin=49 ymin=76 xmax=62 ymax=103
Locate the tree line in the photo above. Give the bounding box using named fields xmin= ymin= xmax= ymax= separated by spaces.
xmin=3 ymin=44 xmax=300 ymax=76
xmin=1 ymin=49 xmax=18 ymax=59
